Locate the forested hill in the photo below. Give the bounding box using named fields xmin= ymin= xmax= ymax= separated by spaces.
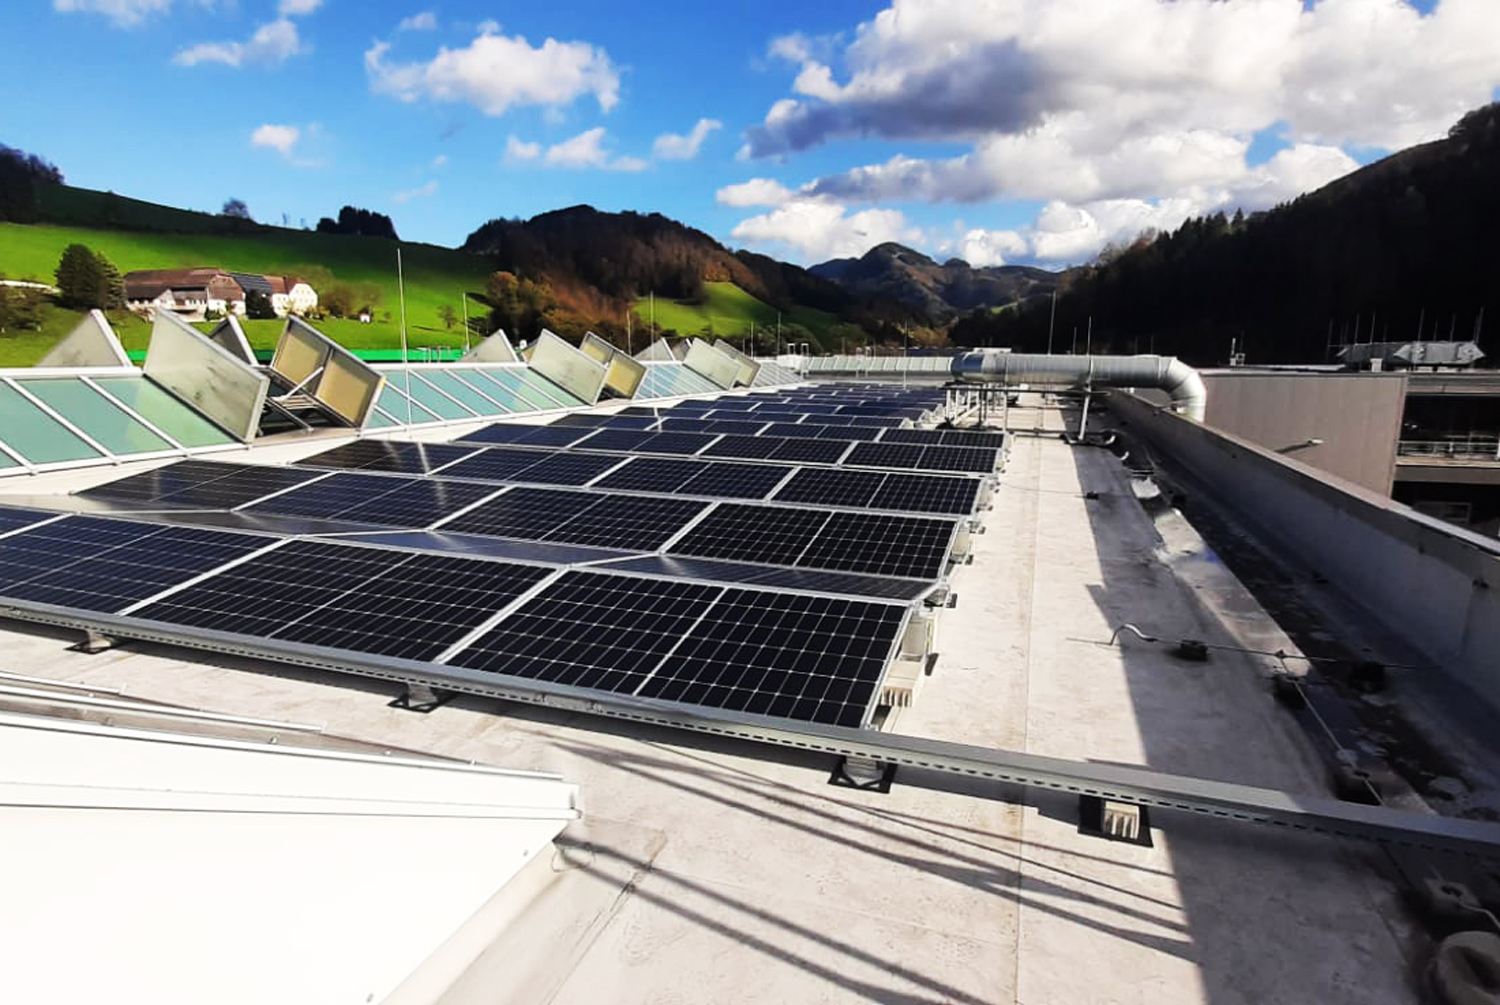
xmin=955 ymin=102 xmax=1500 ymax=365
xmin=812 ymin=242 xmax=1059 ymax=320
xmin=461 ymin=205 xmax=887 ymax=332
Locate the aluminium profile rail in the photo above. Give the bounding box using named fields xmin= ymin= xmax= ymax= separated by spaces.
xmin=6 ymin=596 xmax=1500 ymax=858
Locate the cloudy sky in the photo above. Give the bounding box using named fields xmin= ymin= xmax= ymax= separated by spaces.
xmin=9 ymin=0 xmax=1500 ymax=268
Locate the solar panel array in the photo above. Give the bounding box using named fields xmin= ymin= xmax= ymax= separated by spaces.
xmin=0 ymin=381 xmax=993 ymax=731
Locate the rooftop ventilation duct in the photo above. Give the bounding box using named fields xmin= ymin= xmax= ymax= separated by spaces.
xmin=950 ymin=351 xmax=1206 ymax=422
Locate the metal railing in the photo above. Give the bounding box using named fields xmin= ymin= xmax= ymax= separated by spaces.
xmin=1397 ymin=437 xmax=1500 ymax=460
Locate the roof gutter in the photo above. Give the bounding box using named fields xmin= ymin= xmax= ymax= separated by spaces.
xmin=950 ymin=351 xmax=1207 ymax=422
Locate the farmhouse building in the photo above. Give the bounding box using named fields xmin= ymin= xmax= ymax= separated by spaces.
xmin=125 ymin=267 xmax=319 ymax=321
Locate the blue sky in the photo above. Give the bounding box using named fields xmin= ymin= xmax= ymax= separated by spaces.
xmin=5 ymin=0 xmax=1497 ymax=268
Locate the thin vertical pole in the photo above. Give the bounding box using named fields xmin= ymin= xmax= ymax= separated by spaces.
xmin=460 ymin=291 xmax=469 ymax=353
xmin=1046 ymin=289 xmax=1057 ymax=355
xmin=1085 ymin=316 xmax=1093 ymax=355
xmin=398 ymin=247 xmax=411 ymax=428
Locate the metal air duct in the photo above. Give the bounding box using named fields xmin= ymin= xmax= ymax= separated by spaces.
xmin=951 ymin=351 xmax=1207 ymax=422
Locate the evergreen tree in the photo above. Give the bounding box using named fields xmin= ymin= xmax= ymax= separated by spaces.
xmin=54 ymin=244 xmax=107 ymax=309
xmin=244 ymin=289 xmax=277 ymax=319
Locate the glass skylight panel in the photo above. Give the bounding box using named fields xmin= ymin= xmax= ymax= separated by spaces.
xmin=0 ymin=382 xmax=104 ymax=465
xmin=91 ymin=376 xmax=236 ymax=448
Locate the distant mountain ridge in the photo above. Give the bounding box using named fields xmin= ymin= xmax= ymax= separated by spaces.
xmin=811 ymin=242 xmax=1060 ymax=319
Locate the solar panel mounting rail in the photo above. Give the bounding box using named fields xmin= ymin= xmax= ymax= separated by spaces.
xmin=1 ymin=590 xmax=1497 ymax=858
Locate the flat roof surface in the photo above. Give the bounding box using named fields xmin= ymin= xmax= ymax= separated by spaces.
xmin=0 ymin=397 xmax=1421 ymax=1004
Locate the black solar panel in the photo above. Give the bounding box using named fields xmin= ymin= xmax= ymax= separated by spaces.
xmin=440 ymin=487 xmax=599 ymax=541
xmin=83 ymin=460 xmax=326 ymax=509
xmin=445 ymin=570 xmax=903 ymax=726
xmin=705 ymin=419 xmax=771 ymax=435
xmin=0 ymin=516 xmax=271 ymax=613
xmin=545 ymin=495 xmax=708 ymax=550
xmin=248 ymin=472 xmax=497 ymax=527
xmin=701 ymin=435 xmax=780 ymax=460
xmin=880 ymin=428 xmax=1006 ymax=449
xmin=333 ymin=478 xmax=499 ymax=527
xmin=631 ymin=432 xmax=721 ymax=455
xmin=762 ymin=422 xmax=875 ymax=441
xmin=0 ymin=506 xmax=56 ymax=537
xmin=922 ymin=445 xmax=999 ymax=473
xmin=604 ymin=554 xmax=933 ymax=601
xmin=676 ymin=462 xmax=793 ymax=500
xmin=575 ymin=428 xmax=653 ymax=452
xmin=436 ymin=447 xmax=554 ymax=483
xmin=670 ymin=504 xmax=830 ymax=566
xmin=844 ymin=442 xmax=998 ymax=474
xmin=870 ymin=473 xmax=981 ymax=515
xmin=772 ymin=468 xmax=887 ymax=509
xmin=639 ymin=588 xmax=903 ymax=727
xmin=298 ymin=440 xmax=478 ymax=475
xmin=592 ymin=457 xmax=708 ymax=493
xmin=460 ymin=424 xmax=593 ymax=448
xmin=133 ymin=540 xmax=552 ymax=662
xmin=768 ymin=438 xmax=852 ymax=464
xmin=844 ymin=443 xmax=926 ymax=470
xmin=509 ymin=452 xmax=624 ymax=486
xmin=447 ymin=572 xmax=720 ymax=693
xmin=798 ymin=511 xmax=955 ymax=579
xmin=655 ymin=417 xmax=718 ymax=433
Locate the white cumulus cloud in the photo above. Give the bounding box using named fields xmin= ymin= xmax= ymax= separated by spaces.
xmin=541 ymin=127 xmax=645 ymax=171
xmin=393 ymin=180 xmax=438 ymax=203
xmin=504 ymin=135 xmax=541 ymax=162
xmin=729 ymin=198 xmax=925 ymax=264
xmin=53 ymin=0 xmax=172 ymax=26
xmin=251 ymin=123 xmax=300 ymax=155
xmin=278 ymin=0 xmax=320 ymax=15
xmin=365 ymin=25 xmax=620 ymax=116
xmin=397 ymin=10 xmax=436 ymax=31
xmin=174 ymin=18 xmax=305 ymax=67
xmin=716 ymin=178 xmax=798 ymax=207
xmin=652 ymin=118 xmax=722 ymax=160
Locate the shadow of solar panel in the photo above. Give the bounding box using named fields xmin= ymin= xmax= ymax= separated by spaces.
xmin=511 ymin=452 xmax=624 ymax=486
xmin=336 ymin=478 xmax=499 ymax=527
xmin=298 ymin=439 xmax=478 ymax=474
xmin=0 ymin=516 xmax=271 ymax=613
xmin=923 ymin=445 xmax=999 ymax=473
xmin=436 ymin=447 xmax=554 ymax=483
xmin=675 ymin=462 xmax=792 ymax=500
xmin=772 ymin=468 xmax=886 ymax=508
xmin=447 ymin=572 xmax=720 ymax=693
xmin=798 ymin=511 xmax=955 ymax=579
xmin=670 ymin=503 xmax=830 ymax=566
xmin=634 ymin=432 xmax=721 ymax=455
xmin=592 ymin=457 xmax=707 ymax=493
xmin=440 ymin=487 xmax=599 ymax=540
xmin=870 ymin=473 xmax=980 ymax=515
xmin=639 ymin=589 xmax=904 ymax=727
xmin=0 ymin=506 xmax=55 ymax=537
xmin=550 ymin=413 xmax=657 ymax=429
xmin=768 ymin=438 xmax=852 ymax=464
xmin=545 ymin=495 xmax=708 ymax=549
xmin=134 ymin=539 xmax=552 ymax=661
xmin=845 ymin=443 xmax=928 ymax=470
xmin=83 ymin=460 xmax=326 ymax=509
xmin=701 ymin=435 xmax=780 ymax=459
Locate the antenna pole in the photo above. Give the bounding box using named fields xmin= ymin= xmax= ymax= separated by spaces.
xmin=398 ymin=247 xmax=411 ymax=428
xmin=1085 ymin=316 xmax=1093 ymax=355
xmin=1046 ymin=289 xmax=1057 ymax=355
xmin=460 ymin=290 xmax=469 ymax=353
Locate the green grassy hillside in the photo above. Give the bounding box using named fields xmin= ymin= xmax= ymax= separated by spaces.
xmin=0 ymin=185 xmax=494 ymax=365
xmin=633 ymin=282 xmax=839 ymax=352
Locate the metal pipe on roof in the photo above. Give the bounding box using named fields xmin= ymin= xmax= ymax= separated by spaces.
xmin=950 ymin=351 xmax=1207 ymax=422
